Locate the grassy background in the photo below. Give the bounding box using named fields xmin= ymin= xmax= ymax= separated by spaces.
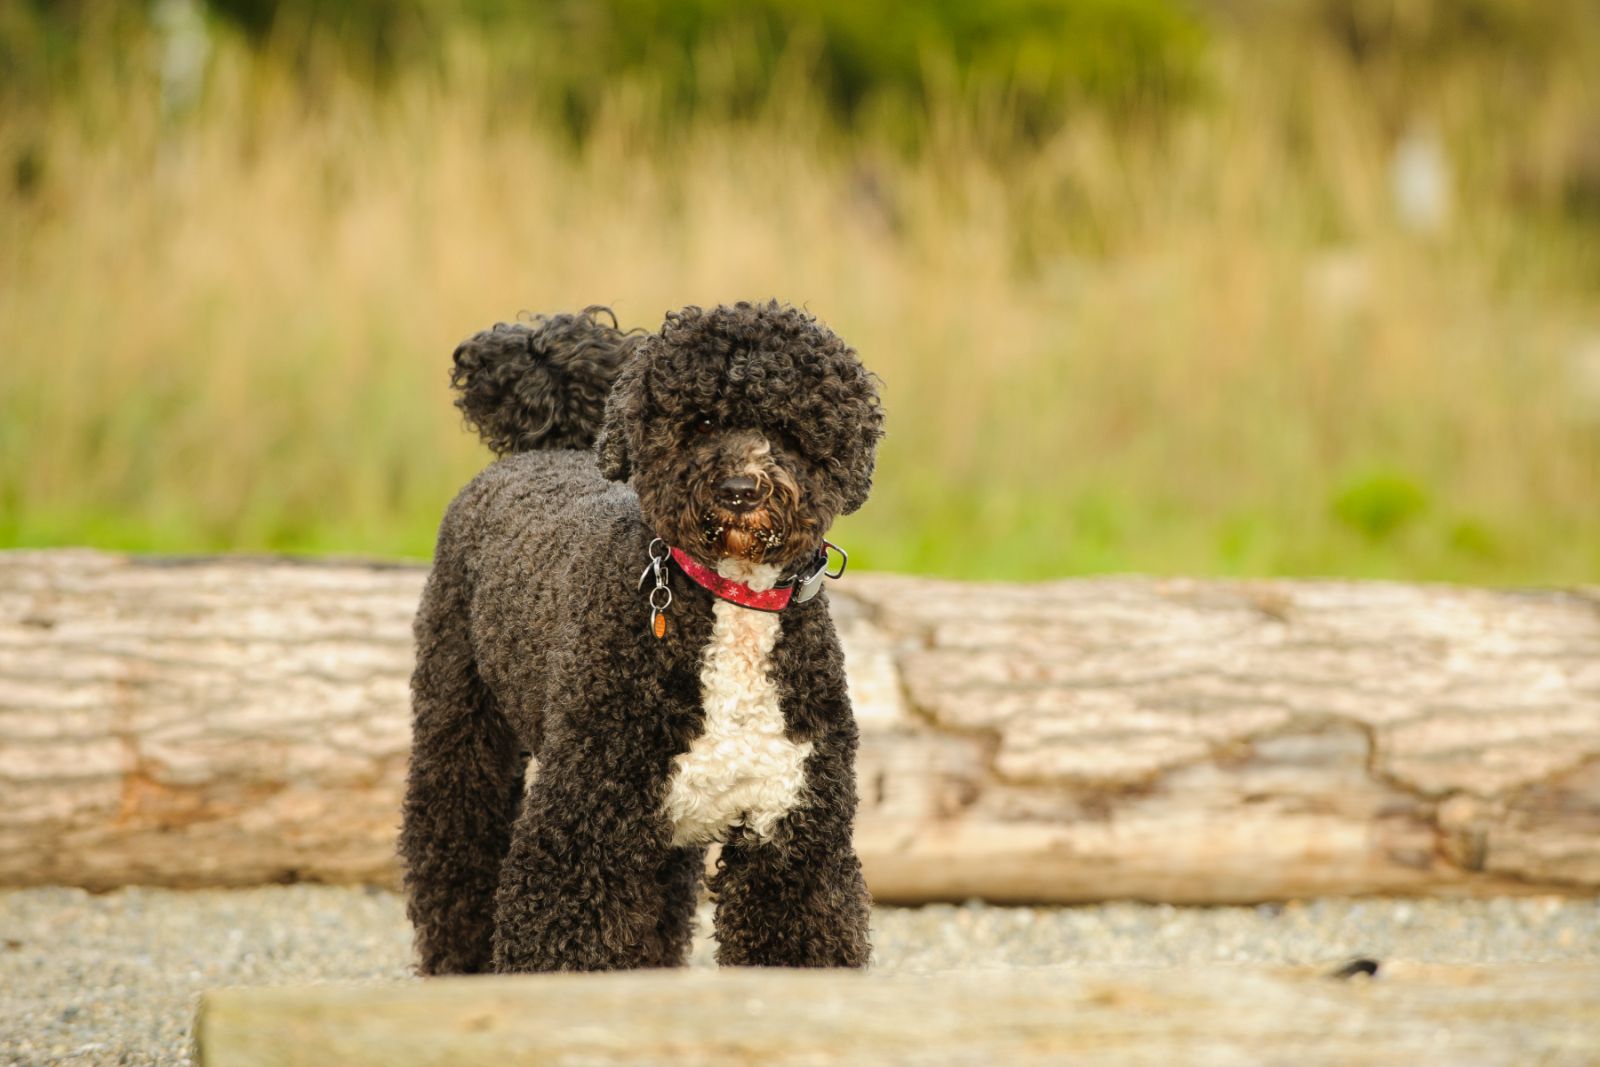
xmin=3 ymin=2 xmax=1599 ymax=581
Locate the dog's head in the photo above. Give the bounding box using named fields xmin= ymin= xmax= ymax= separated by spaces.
xmin=595 ymin=302 xmax=883 ymax=573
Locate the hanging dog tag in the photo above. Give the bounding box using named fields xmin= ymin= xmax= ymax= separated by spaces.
xmin=642 ymin=538 xmax=672 ymax=639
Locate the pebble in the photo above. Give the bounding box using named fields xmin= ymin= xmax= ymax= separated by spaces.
xmin=1 ymin=886 xmax=1596 ymax=1065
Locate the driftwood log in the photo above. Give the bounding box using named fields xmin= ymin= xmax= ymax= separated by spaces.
xmin=193 ymin=965 xmax=1600 ymax=1066
xmin=2 ymin=549 xmax=1598 ymax=901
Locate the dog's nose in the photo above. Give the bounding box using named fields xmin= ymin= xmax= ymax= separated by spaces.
xmin=716 ymin=475 xmax=762 ymax=513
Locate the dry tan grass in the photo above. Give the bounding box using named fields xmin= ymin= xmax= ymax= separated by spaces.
xmin=2 ymin=30 xmax=1597 ymax=580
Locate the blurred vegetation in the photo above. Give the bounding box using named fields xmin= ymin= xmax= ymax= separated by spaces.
xmin=9 ymin=0 xmax=1207 ymax=135
xmin=2 ymin=0 xmax=1598 ymax=581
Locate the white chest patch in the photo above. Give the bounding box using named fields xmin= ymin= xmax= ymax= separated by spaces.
xmin=663 ymin=561 xmax=813 ymax=847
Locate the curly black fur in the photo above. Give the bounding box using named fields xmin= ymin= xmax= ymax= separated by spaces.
xmin=451 ymin=307 xmax=639 ymax=455
xmin=599 ymin=302 xmax=884 ymax=572
xmin=400 ymin=301 xmax=881 ymax=974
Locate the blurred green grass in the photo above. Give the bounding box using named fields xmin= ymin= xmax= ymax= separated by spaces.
xmin=2 ymin=2 xmax=1599 ymax=582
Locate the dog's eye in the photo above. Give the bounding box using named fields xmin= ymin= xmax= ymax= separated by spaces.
xmin=694 ymin=419 xmax=716 ymax=436
xmin=772 ymin=426 xmax=806 ymax=457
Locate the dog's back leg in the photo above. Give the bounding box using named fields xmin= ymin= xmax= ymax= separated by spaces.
xmin=399 ymin=552 xmax=524 ymax=975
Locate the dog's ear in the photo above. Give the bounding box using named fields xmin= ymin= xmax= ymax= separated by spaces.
xmin=836 ymin=372 xmax=885 ymax=515
xmin=839 ymin=456 xmax=876 ymax=515
xmin=840 ymin=483 xmax=868 ymax=515
xmin=594 ymin=395 xmax=630 ymax=482
xmin=594 ymin=353 xmax=643 ymax=482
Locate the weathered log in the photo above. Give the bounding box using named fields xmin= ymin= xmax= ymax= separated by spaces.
xmin=192 ymin=965 xmax=1600 ymax=1066
xmin=2 ymin=549 xmax=1598 ymax=900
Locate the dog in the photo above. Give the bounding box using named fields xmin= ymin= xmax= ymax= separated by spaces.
xmin=399 ymin=301 xmax=884 ymax=973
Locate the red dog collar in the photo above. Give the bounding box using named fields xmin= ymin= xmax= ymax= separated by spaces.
xmin=669 ymin=547 xmax=797 ymax=611
xmin=636 ymin=537 xmax=844 ymax=639
xmin=638 ymin=539 xmax=846 ymax=636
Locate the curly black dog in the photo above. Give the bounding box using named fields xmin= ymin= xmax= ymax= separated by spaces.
xmin=399 ymin=301 xmax=884 ymax=974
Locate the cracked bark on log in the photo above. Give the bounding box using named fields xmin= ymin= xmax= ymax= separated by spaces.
xmin=2 ymin=550 xmax=1597 ymax=900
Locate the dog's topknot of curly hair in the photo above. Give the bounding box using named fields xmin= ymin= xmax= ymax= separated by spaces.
xmin=450 ymin=307 xmax=639 ymax=456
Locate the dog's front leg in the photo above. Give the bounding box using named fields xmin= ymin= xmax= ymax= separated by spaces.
xmin=489 ymin=735 xmax=691 ymax=973
xmin=711 ymin=723 xmax=872 ymax=968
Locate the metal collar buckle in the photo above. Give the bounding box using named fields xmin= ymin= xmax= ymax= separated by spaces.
xmin=786 ymin=540 xmax=847 ymax=605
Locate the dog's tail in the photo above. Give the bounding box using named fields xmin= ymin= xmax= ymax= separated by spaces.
xmin=450 ymin=307 xmax=637 ymax=456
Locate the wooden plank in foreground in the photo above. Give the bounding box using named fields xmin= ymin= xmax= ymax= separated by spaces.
xmin=193 ymin=965 xmax=1600 ymax=1067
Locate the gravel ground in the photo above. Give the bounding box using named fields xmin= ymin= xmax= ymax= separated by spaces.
xmin=2 ymin=887 xmax=1597 ymax=1066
